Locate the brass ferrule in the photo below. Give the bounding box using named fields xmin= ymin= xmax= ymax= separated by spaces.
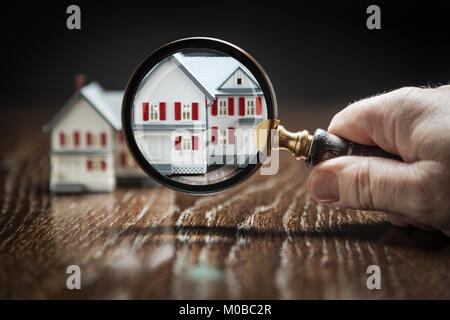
xmin=277 ymin=125 xmax=313 ymax=160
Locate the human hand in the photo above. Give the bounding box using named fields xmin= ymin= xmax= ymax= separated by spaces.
xmin=306 ymin=86 xmax=450 ymax=236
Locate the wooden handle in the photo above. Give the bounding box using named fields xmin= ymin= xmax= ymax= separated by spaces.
xmin=305 ymin=129 xmax=402 ymax=168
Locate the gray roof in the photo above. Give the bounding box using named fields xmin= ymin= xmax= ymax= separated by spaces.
xmin=173 ymin=53 xmax=262 ymax=99
xmin=43 ymin=82 xmax=123 ymax=132
xmin=44 ymin=54 xmax=260 ymax=133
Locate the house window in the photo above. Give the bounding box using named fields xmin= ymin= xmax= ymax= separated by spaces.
xmin=182 ymin=136 xmax=191 ymax=150
xmin=86 ymin=159 xmax=107 ymax=171
xmin=92 ymin=133 xmax=98 ymax=146
xmin=219 ymin=99 xmax=228 ymax=115
xmin=236 ymin=72 xmax=243 ymax=86
xmin=150 ymin=104 xmax=159 ymax=120
xmin=246 ymin=100 xmax=255 ymax=116
xmin=219 ymin=129 xmax=227 ymax=145
xmin=182 ymin=104 xmax=191 ymax=120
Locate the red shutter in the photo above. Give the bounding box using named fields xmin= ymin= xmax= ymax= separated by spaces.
xmin=239 ymin=97 xmax=245 ymax=116
xmin=192 ymin=136 xmax=198 ymax=150
xmin=192 ymin=102 xmax=199 ymax=120
xmin=120 ymin=152 xmax=126 ymax=167
xmin=211 ymin=127 xmax=218 ymax=145
xmin=228 ymin=98 xmax=234 ymax=116
xmin=159 ymin=102 xmax=166 ymax=120
xmin=100 ymin=160 xmax=106 ymax=171
xmin=175 ymin=136 xmax=182 ymax=150
xmin=228 ymin=127 xmax=235 ymax=145
xmin=211 ymin=99 xmax=217 ymax=116
xmin=86 ymin=159 xmax=92 ymax=171
xmin=73 ymin=131 xmax=79 ymax=146
xmin=256 ymin=97 xmax=262 ymax=115
xmin=100 ymin=132 xmax=107 ymax=147
xmin=174 ymin=102 xmax=181 ymax=120
xmin=143 ymin=102 xmax=149 ymax=121
xmin=58 ymin=132 xmax=65 ymax=147
xmin=120 ymin=131 xmax=125 ymax=143
xmin=86 ymin=132 xmax=92 ymax=146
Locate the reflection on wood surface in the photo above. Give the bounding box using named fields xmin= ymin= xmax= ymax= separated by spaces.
xmin=0 ymin=107 xmax=449 ymax=299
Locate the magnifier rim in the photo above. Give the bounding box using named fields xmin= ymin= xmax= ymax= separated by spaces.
xmin=122 ymin=37 xmax=278 ymax=194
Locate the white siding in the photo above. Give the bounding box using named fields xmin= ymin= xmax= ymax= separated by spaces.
xmin=132 ymin=57 xmax=208 ymax=174
xmin=133 ymin=57 xmax=207 ymax=126
xmin=218 ymin=68 xmax=259 ymax=90
xmin=208 ymin=96 xmax=266 ymax=165
xmin=114 ymin=131 xmax=147 ymax=178
xmin=51 ymin=97 xmax=113 ymax=152
xmin=50 ymin=96 xmax=115 ymax=192
xmin=50 ymin=154 xmax=115 ymax=192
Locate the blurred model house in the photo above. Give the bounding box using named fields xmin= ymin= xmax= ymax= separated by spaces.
xmin=133 ymin=53 xmax=266 ymax=176
xmin=43 ymin=76 xmax=148 ymax=193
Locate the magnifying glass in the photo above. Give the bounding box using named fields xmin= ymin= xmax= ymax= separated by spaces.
xmin=122 ymin=37 xmax=400 ymax=194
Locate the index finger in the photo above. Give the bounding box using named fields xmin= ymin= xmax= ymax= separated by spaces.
xmin=328 ymin=87 xmax=422 ymax=156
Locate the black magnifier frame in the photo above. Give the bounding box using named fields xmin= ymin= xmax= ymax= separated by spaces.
xmin=122 ymin=37 xmax=278 ymax=194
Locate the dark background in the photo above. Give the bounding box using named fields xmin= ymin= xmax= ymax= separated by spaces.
xmin=1 ymin=0 xmax=449 ymax=110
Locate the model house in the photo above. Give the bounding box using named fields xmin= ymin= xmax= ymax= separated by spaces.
xmin=133 ymin=53 xmax=267 ymax=176
xmin=43 ymin=77 xmax=148 ymax=193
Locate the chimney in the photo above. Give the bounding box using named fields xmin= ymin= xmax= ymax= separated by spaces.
xmin=75 ymin=74 xmax=87 ymax=91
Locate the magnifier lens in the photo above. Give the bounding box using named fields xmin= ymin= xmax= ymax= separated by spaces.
xmin=129 ymin=46 xmax=271 ymax=191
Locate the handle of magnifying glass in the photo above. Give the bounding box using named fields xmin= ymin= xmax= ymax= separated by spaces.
xmin=305 ymin=129 xmax=402 ymax=168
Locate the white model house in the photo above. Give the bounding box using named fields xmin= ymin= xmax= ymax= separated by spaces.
xmin=44 ymin=79 xmax=148 ymax=193
xmin=133 ymin=53 xmax=267 ymax=176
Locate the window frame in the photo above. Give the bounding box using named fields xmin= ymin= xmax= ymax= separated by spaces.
xmin=150 ymin=104 xmax=159 ymax=120
xmin=218 ymin=99 xmax=228 ymax=115
xmin=246 ymin=99 xmax=255 ymax=116
xmin=219 ymin=129 xmax=227 ymax=145
xmin=182 ymin=136 xmax=192 ymax=150
xmin=182 ymin=104 xmax=191 ymax=120
xmin=236 ymin=72 xmax=243 ymax=86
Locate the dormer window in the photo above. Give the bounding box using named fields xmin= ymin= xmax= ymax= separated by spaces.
xmin=236 ymin=72 xmax=243 ymax=86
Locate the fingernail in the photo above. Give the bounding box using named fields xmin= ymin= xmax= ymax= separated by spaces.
xmin=310 ymin=170 xmax=340 ymax=203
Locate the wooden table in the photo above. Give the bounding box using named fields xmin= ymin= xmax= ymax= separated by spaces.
xmin=0 ymin=106 xmax=449 ymax=299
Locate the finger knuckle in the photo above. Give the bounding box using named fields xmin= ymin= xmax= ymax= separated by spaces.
xmin=394 ymin=86 xmax=423 ymax=106
xmin=354 ymin=158 xmax=375 ymax=210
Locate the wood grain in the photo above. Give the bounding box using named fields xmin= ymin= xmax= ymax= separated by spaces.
xmin=0 ymin=106 xmax=449 ymax=299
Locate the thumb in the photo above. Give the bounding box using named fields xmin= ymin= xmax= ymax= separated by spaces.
xmin=306 ymin=156 xmax=431 ymax=219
